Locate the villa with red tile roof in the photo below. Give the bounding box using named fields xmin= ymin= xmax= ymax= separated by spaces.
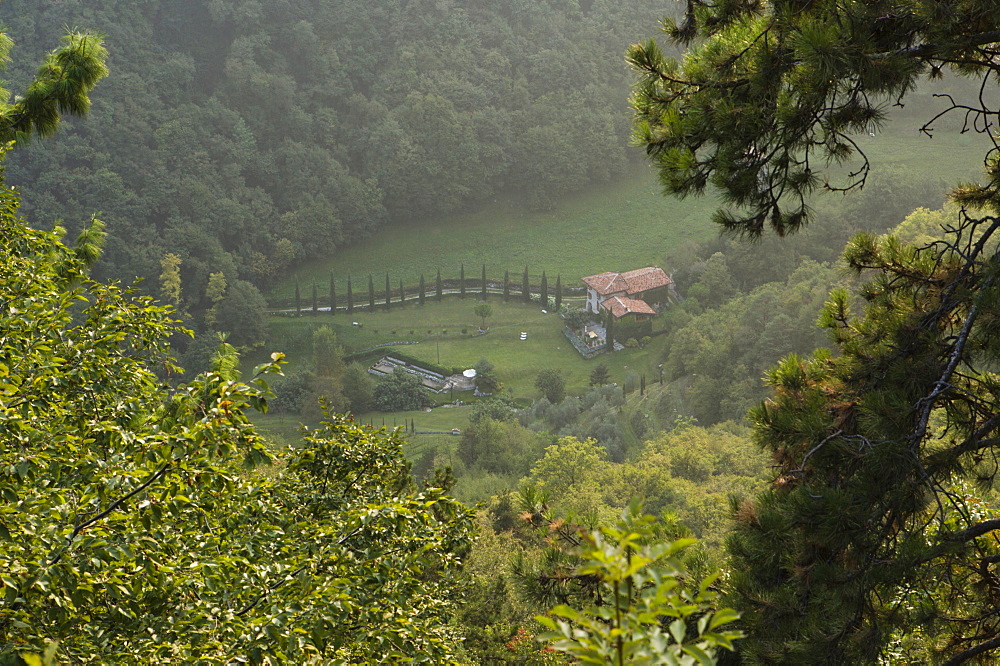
xmin=582 ymin=267 xmax=672 ymax=321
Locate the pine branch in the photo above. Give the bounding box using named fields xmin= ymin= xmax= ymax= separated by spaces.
xmin=951 ymin=518 xmax=1000 ymax=544
xmin=870 ymin=31 xmax=1000 ymax=60
xmin=940 ymin=634 xmax=1000 ymax=666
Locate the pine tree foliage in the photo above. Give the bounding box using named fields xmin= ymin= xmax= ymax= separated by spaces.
xmin=629 ymin=2 xmax=1000 ymax=662
xmin=0 ymin=32 xmax=108 ymax=143
xmin=726 ymin=217 xmax=1000 ymax=663
xmin=628 ymin=0 xmax=1000 ymax=237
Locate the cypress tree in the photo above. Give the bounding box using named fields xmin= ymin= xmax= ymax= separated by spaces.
xmin=385 ymin=273 xmax=391 ymax=311
xmin=368 ymin=275 xmax=375 ymax=311
xmin=346 ymin=275 xmax=354 ymax=314
xmin=540 ymin=271 xmax=548 ymax=308
xmin=503 ymin=270 xmax=510 ymax=302
xmin=460 ymin=264 xmax=465 ymax=299
xmin=481 ymin=264 xmax=487 ymax=300
xmin=522 ymin=266 xmax=530 ymax=303
xmin=329 ymin=273 xmax=336 ymax=315
xmin=555 ymin=275 xmax=562 ymax=310
xmin=436 ymin=269 xmax=443 ymax=302
xmin=640 ymin=374 xmax=646 ymax=395
xmin=294 ymin=282 xmax=301 ymax=315
xmin=419 ymin=274 xmax=426 ymax=305
xmin=605 ymin=312 xmax=614 ymax=352
xmin=312 ymin=283 xmax=318 ymax=313
xmin=399 ymin=278 xmax=404 ymax=305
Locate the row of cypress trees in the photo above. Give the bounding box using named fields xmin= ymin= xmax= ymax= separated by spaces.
xmin=292 ymin=266 xmax=565 ymax=314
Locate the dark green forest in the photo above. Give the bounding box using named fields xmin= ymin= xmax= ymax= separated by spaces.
xmin=0 ymin=0 xmax=668 ymax=299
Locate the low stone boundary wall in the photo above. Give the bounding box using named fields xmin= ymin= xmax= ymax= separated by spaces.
xmin=563 ymin=327 xmax=605 ymax=359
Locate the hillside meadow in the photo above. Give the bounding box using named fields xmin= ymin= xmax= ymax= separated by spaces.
xmin=261 ymin=299 xmax=661 ymax=397
xmin=274 ymin=161 xmax=720 ymax=300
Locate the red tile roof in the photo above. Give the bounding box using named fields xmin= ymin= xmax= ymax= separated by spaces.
xmin=581 ymin=272 xmax=627 ymax=294
xmin=600 ymin=295 xmax=656 ymax=319
xmin=582 ymin=267 xmax=671 ymax=296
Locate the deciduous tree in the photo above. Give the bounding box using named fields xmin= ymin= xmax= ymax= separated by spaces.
xmin=537 ymin=507 xmax=741 ymax=664
xmin=0 ymin=173 xmax=473 ymax=663
xmin=213 ymin=279 xmax=268 ymax=347
xmin=473 ymin=357 xmax=501 ymax=395
xmin=374 ymin=368 xmax=427 ymax=412
xmin=535 ymin=368 xmax=566 ymax=404
xmin=160 ymin=252 xmax=183 ymax=307
xmin=341 ymin=363 xmax=376 ymax=414
xmin=474 ymin=302 xmax=493 ymax=329
xmin=204 ymin=270 xmax=227 ymax=327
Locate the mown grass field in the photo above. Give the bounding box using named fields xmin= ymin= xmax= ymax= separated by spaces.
xmin=273 ymin=161 xmax=721 ymax=301
xmin=258 ymin=299 xmax=661 ymax=398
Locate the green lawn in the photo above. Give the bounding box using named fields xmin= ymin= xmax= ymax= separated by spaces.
xmin=818 ymin=119 xmax=991 ymax=193
xmin=273 ymin=161 xmax=721 ymax=300
xmin=259 ymin=299 xmax=662 ymax=399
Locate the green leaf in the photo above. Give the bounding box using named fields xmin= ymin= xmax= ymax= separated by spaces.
xmin=709 ymin=608 xmax=740 ymax=631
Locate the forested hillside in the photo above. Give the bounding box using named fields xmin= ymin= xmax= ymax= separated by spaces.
xmin=0 ymin=0 xmax=669 ymax=302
